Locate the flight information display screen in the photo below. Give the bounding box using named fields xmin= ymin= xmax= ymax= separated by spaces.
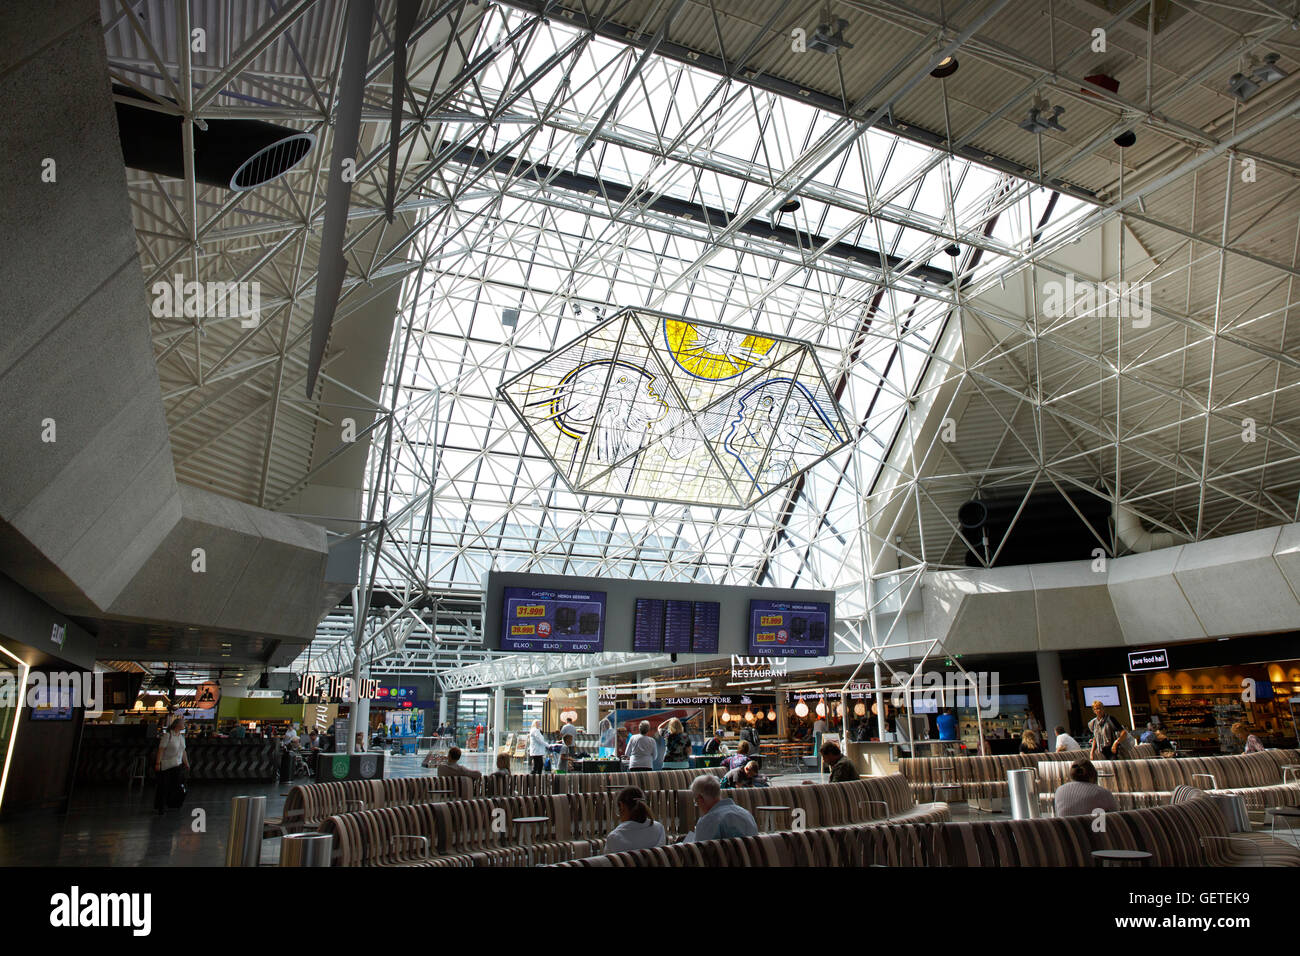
xmin=632 ymin=598 xmax=666 ymax=653
xmin=691 ymin=601 xmax=720 ymax=654
xmin=631 ymin=598 xmax=722 ymax=654
xmin=663 ymin=600 xmax=695 ymax=653
xmin=747 ymin=599 xmax=831 ymax=657
xmin=501 ymin=587 xmax=606 ymax=652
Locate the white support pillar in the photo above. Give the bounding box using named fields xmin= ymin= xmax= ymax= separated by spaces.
xmin=874 ymin=661 xmax=887 ymax=739
xmin=438 ymin=694 xmax=448 ymax=727
xmin=493 ymin=686 xmax=505 ymax=756
xmin=586 ymin=675 xmax=599 ymax=733
xmin=353 ymin=696 xmax=370 ymax=752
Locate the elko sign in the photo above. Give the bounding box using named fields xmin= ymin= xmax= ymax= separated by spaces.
xmin=1128 ymin=649 xmax=1170 ymax=672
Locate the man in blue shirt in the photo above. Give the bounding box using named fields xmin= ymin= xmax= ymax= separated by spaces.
xmin=936 ymin=709 xmax=958 ymax=741
xmin=683 ymin=774 xmax=758 ymax=843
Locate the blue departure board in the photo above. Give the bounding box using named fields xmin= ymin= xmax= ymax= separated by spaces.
xmin=663 ymin=600 xmax=695 ymax=653
xmin=692 ymin=601 xmax=720 ymax=654
xmin=633 ymin=598 xmax=665 ymax=653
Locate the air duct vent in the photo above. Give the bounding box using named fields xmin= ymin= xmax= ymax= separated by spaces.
xmin=113 ymin=85 xmax=315 ymax=191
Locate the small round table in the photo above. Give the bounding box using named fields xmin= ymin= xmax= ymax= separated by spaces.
xmin=932 ymin=783 xmax=964 ymax=804
xmin=1266 ymin=806 xmax=1300 ymax=841
xmin=755 ymin=805 xmax=794 ymax=833
xmin=1091 ymin=849 xmax=1152 ymax=867
xmin=512 ymin=816 xmax=550 ymax=867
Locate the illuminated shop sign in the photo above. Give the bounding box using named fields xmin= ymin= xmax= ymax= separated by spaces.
xmin=1127 ymin=648 xmax=1169 ymax=672
xmin=298 ymin=675 xmax=381 ymax=702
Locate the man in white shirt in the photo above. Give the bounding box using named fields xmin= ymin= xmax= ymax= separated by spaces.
xmin=527 ymin=720 xmax=548 ymax=774
xmin=682 ymin=774 xmax=757 ymax=843
xmin=560 ymin=719 xmax=580 ymax=742
xmin=283 ymin=723 xmax=300 ymax=749
xmin=624 ymin=720 xmax=657 ymax=771
xmin=1054 ymin=725 xmax=1081 ymax=752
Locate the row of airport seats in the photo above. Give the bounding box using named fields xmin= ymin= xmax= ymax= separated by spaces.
xmin=270 ymin=766 xmax=724 ymax=835
xmin=315 ymin=773 xmax=947 ymax=867
xmin=896 ymin=746 xmax=1155 ymax=802
xmin=1036 ymin=748 xmax=1300 ymax=812
xmin=552 ymin=790 xmax=1300 ymax=867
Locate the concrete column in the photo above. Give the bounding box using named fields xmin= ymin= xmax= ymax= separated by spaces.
xmin=492 ymin=686 xmax=505 ymax=756
xmin=1036 ymin=650 xmax=1068 ymax=746
xmin=586 ymin=675 xmax=599 ymax=733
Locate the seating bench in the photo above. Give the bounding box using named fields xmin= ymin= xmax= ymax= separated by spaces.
xmin=1036 ymin=749 xmax=1300 ymax=813
xmin=316 ymin=773 xmax=944 ymax=866
xmin=552 ymin=791 xmax=1300 ymax=868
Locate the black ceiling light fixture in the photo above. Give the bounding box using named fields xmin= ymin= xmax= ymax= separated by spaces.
xmin=1113 ymin=130 xmax=1137 ymax=148
xmin=930 ymin=55 xmax=959 ymax=78
xmin=944 ymin=242 xmax=961 ymax=257
xmin=779 ymin=198 xmax=801 ymax=213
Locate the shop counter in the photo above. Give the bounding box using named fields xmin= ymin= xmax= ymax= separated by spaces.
xmin=77 ymin=737 xmax=279 ymax=783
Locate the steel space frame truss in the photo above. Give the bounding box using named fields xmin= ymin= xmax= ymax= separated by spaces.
xmin=105 ymin=2 xmax=1300 ymax=689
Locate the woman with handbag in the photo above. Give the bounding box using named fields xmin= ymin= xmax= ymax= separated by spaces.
xmin=153 ymin=717 xmax=189 ymax=815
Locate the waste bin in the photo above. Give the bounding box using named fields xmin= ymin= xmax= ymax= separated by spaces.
xmin=279 ymin=748 xmax=294 ymax=782
xmin=281 ymin=832 xmax=332 ymax=866
xmin=225 ymin=795 xmax=266 ymax=866
xmin=1007 ymin=768 xmax=1039 ymax=820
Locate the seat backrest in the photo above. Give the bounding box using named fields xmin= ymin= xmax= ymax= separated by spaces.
xmin=555 ymin=792 xmax=1235 ymax=869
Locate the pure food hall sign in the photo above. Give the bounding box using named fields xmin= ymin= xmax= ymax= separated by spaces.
xmin=1128 ymin=648 xmax=1170 ymax=672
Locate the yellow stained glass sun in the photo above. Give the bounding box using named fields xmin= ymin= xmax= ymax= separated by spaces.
xmin=664 ymin=319 xmax=775 ymax=380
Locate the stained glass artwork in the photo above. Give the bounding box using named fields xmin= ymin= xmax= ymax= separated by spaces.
xmin=499 ymin=309 xmax=850 ymax=507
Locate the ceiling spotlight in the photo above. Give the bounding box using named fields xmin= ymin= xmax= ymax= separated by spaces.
xmin=808 ymin=17 xmax=853 ymax=54
xmin=1113 ymin=130 xmax=1137 ymax=148
xmin=1228 ymin=71 xmax=1260 ymax=101
xmin=930 ymin=56 xmax=959 ymax=78
xmin=944 ymin=243 xmax=961 ymax=257
xmin=1018 ymin=100 xmax=1066 ymax=134
xmin=1252 ymin=52 xmax=1287 ymax=84
xmin=779 ymin=198 xmax=801 ymax=214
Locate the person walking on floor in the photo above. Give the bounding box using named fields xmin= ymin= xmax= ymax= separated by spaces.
xmin=153 ymin=717 xmax=189 ymax=815
xmin=527 ymin=719 xmax=548 ymax=774
xmin=1087 ymin=700 xmax=1132 ymax=760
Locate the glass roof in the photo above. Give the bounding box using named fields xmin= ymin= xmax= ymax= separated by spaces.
xmin=300 ymin=7 xmax=1086 ymax=675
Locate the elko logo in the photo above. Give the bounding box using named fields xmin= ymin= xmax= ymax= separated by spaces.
xmin=49 ymin=886 xmax=151 ymax=936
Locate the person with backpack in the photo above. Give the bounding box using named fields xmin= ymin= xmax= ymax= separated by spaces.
xmin=153 ymin=717 xmax=189 ymax=815
xmin=1087 ymin=700 xmax=1132 ymax=760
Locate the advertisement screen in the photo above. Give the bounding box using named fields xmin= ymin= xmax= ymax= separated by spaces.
xmin=501 ymin=587 xmax=606 ymax=653
xmin=1082 ymin=685 xmax=1121 ymax=707
xmin=747 ymin=599 xmax=831 ymax=658
xmin=29 ymin=686 xmax=74 ymax=721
